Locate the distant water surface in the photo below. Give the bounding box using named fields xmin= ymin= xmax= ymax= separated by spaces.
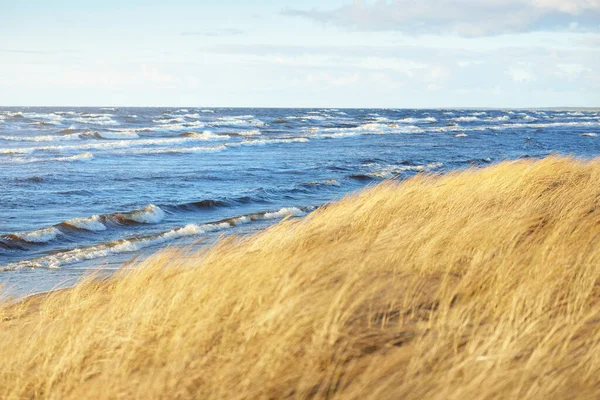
xmin=1 ymin=107 xmax=599 ymax=296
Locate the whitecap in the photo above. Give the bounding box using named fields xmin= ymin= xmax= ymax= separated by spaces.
xmin=55 ymin=152 xmax=94 ymax=162
xmin=453 ymin=116 xmax=479 ymax=122
xmin=262 ymin=207 xmax=305 ymax=219
xmin=64 ymin=215 xmax=107 ymax=231
xmin=126 ymin=204 xmax=165 ymax=224
xmin=15 ymin=227 xmax=60 ymax=243
xmin=1 ymin=206 xmax=309 ymax=270
xmin=237 ymin=129 xmax=261 ymax=136
xmin=95 ymin=131 xmax=140 ymax=140
xmin=0 ymin=133 xmax=81 ymax=142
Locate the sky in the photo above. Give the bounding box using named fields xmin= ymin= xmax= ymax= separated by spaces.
xmin=0 ymin=0 xmax=599 ymax=108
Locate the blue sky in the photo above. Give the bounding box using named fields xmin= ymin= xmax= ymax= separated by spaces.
xmin=1 ymin=0 xmax=598 ymax=107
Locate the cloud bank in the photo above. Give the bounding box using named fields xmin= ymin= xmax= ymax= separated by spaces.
xmin=283 ymin=0 xmax=600 ymax=36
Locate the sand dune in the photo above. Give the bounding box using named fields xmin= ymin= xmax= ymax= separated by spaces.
xmin=2 ymin=156 xmax=600 ymax=399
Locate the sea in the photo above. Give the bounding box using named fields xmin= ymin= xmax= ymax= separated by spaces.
xmin=1 ymin=107 xmax=599 ymax=297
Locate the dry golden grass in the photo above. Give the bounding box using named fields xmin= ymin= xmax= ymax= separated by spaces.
xmin=2 ymin=156 xmax=600 ymax=399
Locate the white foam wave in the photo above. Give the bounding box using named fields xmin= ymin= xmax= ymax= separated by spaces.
xmin=15 ymin=227 xmax=60 ymax=243
xmin=454 ymin=133 xmax=468 ymax=137
xmin=582 ymin=133 xmax=598 ymax=137
xmin=152 ymin=117 xmax=186 ymax=124
xmin=0 ymin=133 xmax=81 ymax=142
xmin=311 ymin=123 xmax=424 ymax=138
xmin=453 ymin=116 xmax=479 ymax=122
xmin=150 ymin=120 xmax=206 ymax=131
xmin=213 ymin=116 xmax=264 ymax=127
xmin=65 ymin=215 xmax=107 ymax=231
xmin=95 ymin=131 xmax=140 ymax=140
xmin=129 ymin=145 xmax=227 ymax=155
xmin=2 ymin=207 xmax=308 ymax=270
xmin=396 ymin=117 xmax=437 ymax=123
xmin=55 ymin=152 xmax=94 ymax=162
xmin=237 ymin=129 xmax=261 ymax=136
xmin=5 ymin=111 xmax=24 ymax=118
xmin=0 ymin=148 xmax=35 ymax=155
xmin=2 ymin=135 xmax=234 ymax=156
xmin=126 ymin=204 xmax=165 ymax=224
xmin=262 ymin=207 xmax=306 ymax=219
xmin=307 ymin=179 xmax=340 ymax=187
xmin=233 ymin=138 xmax=309 ymax=147
xmin=183 ymin=131 xmax=229 ymax=140
xmin=183 ymin=113 xmax=201 ymax=119
xmin=72 ymin=115 xmax=119 ymax=126
xmin=368 ymin=162 xmax=444 ymax=178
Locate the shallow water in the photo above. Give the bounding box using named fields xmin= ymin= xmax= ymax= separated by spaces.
xmin=1 ymin=107 xmax=599 ymax=296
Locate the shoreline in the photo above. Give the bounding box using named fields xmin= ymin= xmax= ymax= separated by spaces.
xmin=2 ymin=156 xmax=600 ymax=398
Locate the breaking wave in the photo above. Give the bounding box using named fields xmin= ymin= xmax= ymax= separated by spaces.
xmin=1 ymin=206 xmax=310 ymax=270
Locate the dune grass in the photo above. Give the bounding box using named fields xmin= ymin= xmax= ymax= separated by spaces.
xmin=2 ymin=156 xmax=600 ymax=399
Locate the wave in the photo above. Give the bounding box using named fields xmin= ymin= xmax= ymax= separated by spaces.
xmin=0 ymin=133 xmax=81 ymax=142
xmin=304 ymin=179 xmax=340 ymax=187
xmin=0 ymin=148 xmax=35 ymax=155
xmin=4 ymin=111 xmax=24 ymax=119
xmin=488 ymin=116 xmax=510 ymax=122
xmin=395 ymin=117 xmax=437 ymax=123
xmin=128 ymin=145 xmax=227 ymax=155
xmin=348 ymin=174 xmax=375 ymax=181
xmin=1 ymin=206 xmax=311 ymax=270
xmin=179 ymin=131 xmax=229 ymax=140
xmin=582 ymin=133 xmax=598 ymax=137
xmin=183 ymin=113 xmax=201 ymax=119
xmin=55 ymin=152 xmax=94 ymax=162
xmin=310 ymin=123 xmax=425 ymax=138
xmin=235 ymin=138 xmax=309 ymax=146
xmin=229 ymin=129 xmax=261 ymax=137
xmin=169 ymin=199 xmax=228 ymax=212
xmin=362 ymin=162 xmax=444 ymax=179
xmin=12 ymin=227 xmax=61 ymax=244
xmin=1 ymin=204 xmax=168 ymax=248
xmin=152 ymin=117 xmax=186 ymax=124
xmin=7 ymin=152 xmax=95 ymax=163
xmin=113 ymin=204 xmax=165 ymax=224
xmin=80 ymin=131 xmax=140 ymax=140
xmin=72 ymin=115 xmax=119 ymax=126
xmin=59 ymin=125 xmax=78 ymax=133
xmin=0 ymin=133 xmax=309 ymax=160
xmin=453 ymin=116 xmax=480 ymax=122
xmin=0 ymin=134 xmax=235 ymax=157
xmin=212 ymin=116 xmax=265 ymax=127
xmin=62 ymin=215 xmax=107 ymax=232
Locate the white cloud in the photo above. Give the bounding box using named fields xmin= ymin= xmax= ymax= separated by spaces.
xmin=555 ymin=63 xmax=592 ymax=80
xmin=141 ymin=65 xmax=181 ymax=88
xmin=283 ymin=0 xmax=600 ymax=36
xmin=508 ymin=63 xmax=537 ymax=82
xmin=305 ymin=72 xmax=361 ymax=86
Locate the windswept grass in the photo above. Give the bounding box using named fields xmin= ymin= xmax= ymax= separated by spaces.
xmin=2 ymin=156 xmax=600 ymax=399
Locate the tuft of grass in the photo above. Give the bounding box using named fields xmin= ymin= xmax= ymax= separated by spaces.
xmin=2 ymin=156 xmax=600 ymax=399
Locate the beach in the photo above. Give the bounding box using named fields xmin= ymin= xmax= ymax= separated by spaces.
xmin=1 ymin=107 xmax=599 ymax=296
xmin=2 ymin=156 xmax=600 ymax=399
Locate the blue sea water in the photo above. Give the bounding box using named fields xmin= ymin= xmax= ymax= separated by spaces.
xmin=0 ymin=107 xmax=599 ymax=296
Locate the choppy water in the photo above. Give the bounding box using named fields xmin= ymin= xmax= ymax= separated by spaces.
xmin=1 ymin=107 xmax=599 ymax=296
